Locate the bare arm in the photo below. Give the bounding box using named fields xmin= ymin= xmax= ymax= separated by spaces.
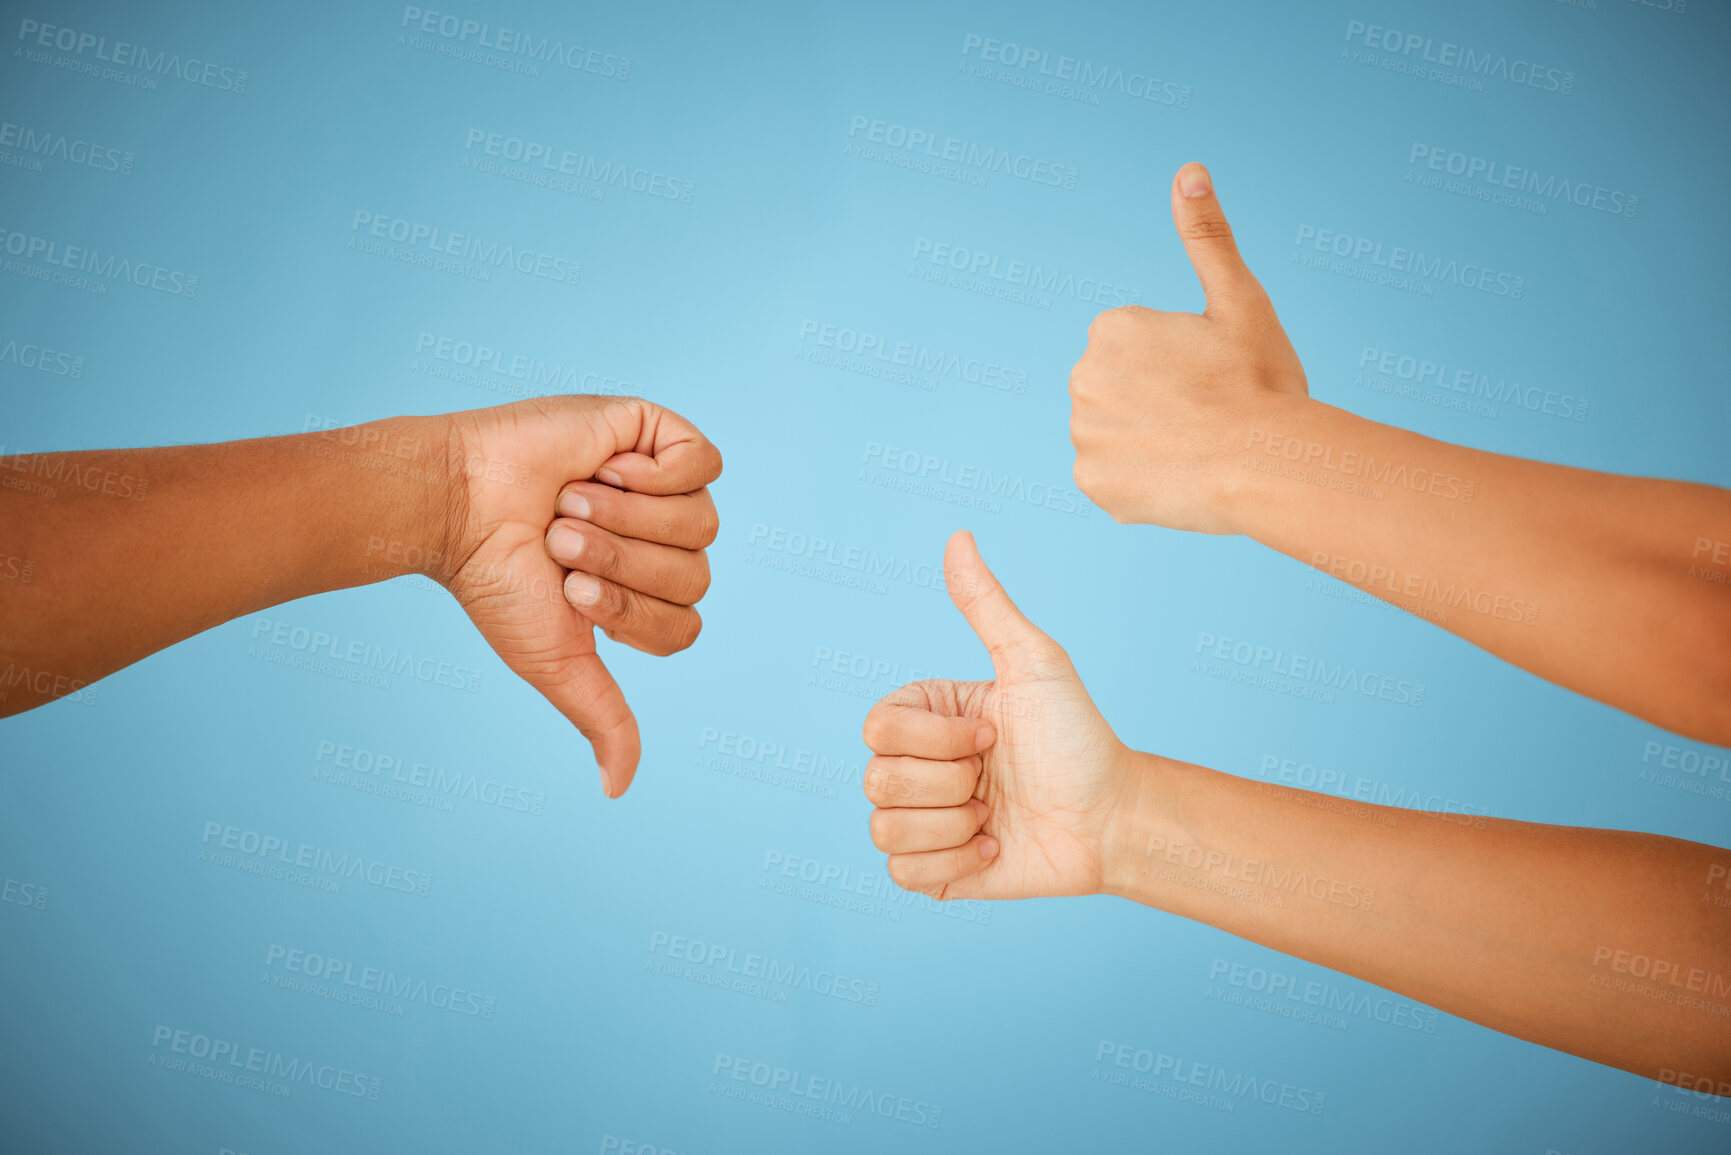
xmin=862 ymin=531 xmax=1731 ymax=1090
xmin=1105 ymin=749 xmax=1731 ymax=1088
xmin=0 ymin=418 xmax=451 ymax=711
xmin=1068 ymin=162 xmax=1731 ymax=744
xmin=1230 ymin=395 xmax=1731 ymax=745
xmin=0 ymin=397 xmax=724 ymax=795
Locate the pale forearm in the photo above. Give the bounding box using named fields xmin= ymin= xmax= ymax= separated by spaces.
xmin=1228 ymin=394 xmax=1731 ymax=744
xmin=1104 ymin=751 xmax=1731 ymax=1084
xmin=0 ymin=416 xmax=455 ymax=713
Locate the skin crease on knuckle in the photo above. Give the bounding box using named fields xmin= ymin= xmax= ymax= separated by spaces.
xmin=869 ymin=810 xmax=893 ymax=851
xmin=676 ymin=556 xmax=712 ymax=606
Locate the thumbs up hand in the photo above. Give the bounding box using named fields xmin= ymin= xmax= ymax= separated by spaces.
xmin=1069 ymin=162 xmax=1309 ymax=534
xmin=860 ymin=532 xmax=1139 ymax=901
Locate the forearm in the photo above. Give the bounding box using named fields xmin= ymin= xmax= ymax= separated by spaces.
xmin=0 ymin=416 xmax=457 ymax=713
xmin=1227 ymin=394 xmax=1731 ymax=744
xmin=1103 ymin=751 xmax=1731 ymax=1085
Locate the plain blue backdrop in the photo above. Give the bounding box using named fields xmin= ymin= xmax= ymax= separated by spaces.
xmin=2 ymin=1 xmax=1728 ymax=1151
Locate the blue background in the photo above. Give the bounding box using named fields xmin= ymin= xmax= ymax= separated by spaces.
xmin=3 ymin=0 xmax=1729 ymax=1151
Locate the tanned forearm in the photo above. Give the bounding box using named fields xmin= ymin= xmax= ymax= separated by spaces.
xmin=1229 ymin=394 xmax=1731 ymax=745
xmin=1104 ymin=750 xmax=1731 ymax=1088
xmin=0 ymin=416 xmax=456 ymax=713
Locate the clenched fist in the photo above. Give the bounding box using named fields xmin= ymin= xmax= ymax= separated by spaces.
xmin=860 ymin=532 xmax=1138 ymax=900
xmin=1068 ymin=162 xmax=1308 ymax=533
xmin=436 ymin=396 xmax=722 ymax=798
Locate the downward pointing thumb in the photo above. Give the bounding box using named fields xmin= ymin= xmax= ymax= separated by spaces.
xmin=943 ymin=531 xmax=1068 ymax=676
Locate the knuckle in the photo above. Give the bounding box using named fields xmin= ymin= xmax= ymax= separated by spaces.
xmin=885 ymin=857 xmax=913 ymax=889
xmin=1086 ymin=308 xmax=1119 ymax=339
xmin=861 ymin=711 xmax=886 ymax=750
xmin=695 ymin=506 xmax=720 ymax=548
xmin=600 ymin=582 xmax=636 ymax=629
xmin=1072 ymin=457 xmax=1096 ymax=496
xmin=1184 ymin=215 xmax=1234 ymax=242
xmin=668 ymin=609 xmax=702 ymax=653
xmin=585 ymin=531 xmax=622 ymax=576
xmin=675 ymin=554 xmax=712 ymax=605
xmin=868 ymin=810 xmax=893 ymax=849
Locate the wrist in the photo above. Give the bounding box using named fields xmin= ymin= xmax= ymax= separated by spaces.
xmin=1099 ymin=749 xmax=1180 ymax=902
xmin=303 ymin=414 xmax=463 ymax=587
xmin=1214 ymin=390 xmax=1327 ymax=537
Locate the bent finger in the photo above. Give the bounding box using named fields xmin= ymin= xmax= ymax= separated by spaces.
xmin=870 ymin=801 xmax=988 ymax=854
xmin=862 ymin=755 xmax=982 ymax=808
xmin=556 ymin=482 xmax=719 ymax=549
xmin=594 ymin=402 xmax=723 ymax=495
xmin=885 ymin=835 xmax=1000 ymax=892
xmin=546 ymin=518 xmax=711 ymax=606
xmin=862 ymin=691 xmax=994 ymax=759
xmin=564 ymin=571 xmax=702 ymax=657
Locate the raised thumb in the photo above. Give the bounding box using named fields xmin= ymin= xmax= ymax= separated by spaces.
xmin=1170 ymin=162 xmax=1267 ymax=317
xmin=943 ymin=531 xmax=1068 ymax=676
